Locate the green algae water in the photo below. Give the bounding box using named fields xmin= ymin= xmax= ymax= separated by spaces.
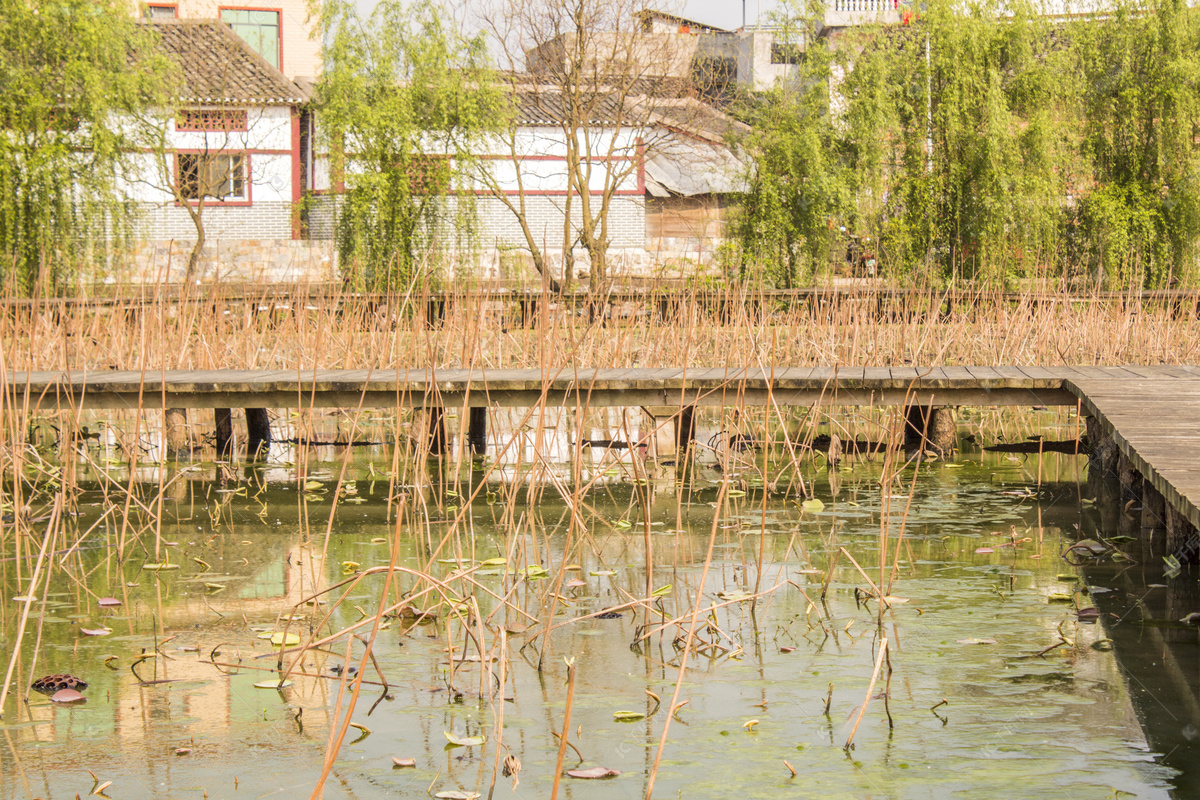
xmin=0 ymin=415 xmax=1180 ymax=799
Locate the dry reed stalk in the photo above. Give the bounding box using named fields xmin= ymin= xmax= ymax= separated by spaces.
xmin=0 ymin=492 xmax=60 ymax=716
xmin=845 ymin=637 xmax=889 ymax=749
xmin=644 ymin=478 xmax=729 ymax=800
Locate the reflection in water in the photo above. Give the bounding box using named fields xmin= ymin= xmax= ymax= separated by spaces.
xmin=0 ymin=408 xmax=1180 ymax=798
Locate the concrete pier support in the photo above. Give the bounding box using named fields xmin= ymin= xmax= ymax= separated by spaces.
xmin=214 ymin=408 xmax=233 ymax=459
xmin=467 ymin=407 xmax=488 ymax=456
xmin=164 ymin=408 xmax=189 ymax=460
xmin=246 ymin=408 xmax=271 ymax=460
xmin=904 ymin=406 xmax=955 ymax=456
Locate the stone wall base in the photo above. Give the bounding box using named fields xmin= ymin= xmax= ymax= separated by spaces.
xmin=116 ymin=239 xmax=337 ymax=284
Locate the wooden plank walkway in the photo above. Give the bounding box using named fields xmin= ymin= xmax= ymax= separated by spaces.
xmin=6 ymin=363 xmax=1200 ymax=528
xmin=4 ymin=366 xmax=1078 ymax=411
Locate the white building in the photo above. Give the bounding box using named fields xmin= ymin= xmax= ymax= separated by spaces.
xmin=120 ymin=18 xmax=327 ymax=282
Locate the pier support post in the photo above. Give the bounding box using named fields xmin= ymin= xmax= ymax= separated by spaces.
xmin=1142 ymin=484 xmax=1166 ymax=532
xmin=904 ymin=406 xmax=955 ymax=456
xmin=677 ymin=405 xmax=696 ymax=454
xmin=1117 ymin=452 xmax=1143 ymax=502
xmin=164 ymin=408 xmax=189 ymax=460
xmin=1166 ymin=504 xmax=1199 ymax=562
xmin=246 ymin=408 xmax=271 ymax=460
xmin=1086 ymin=417 xmax=1118 ymax=478
xmin=467 ymin=407 xmax=488 ymax=456
xmin=426 ymin=405 xmax=447 ymax=456
xmin=214 ymin=408 xmax=233 ymax=460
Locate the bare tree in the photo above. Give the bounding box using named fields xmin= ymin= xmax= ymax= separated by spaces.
xmin=476 ymin=0 xmax=702 ymax=292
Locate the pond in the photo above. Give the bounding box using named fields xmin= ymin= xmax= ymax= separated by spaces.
xmin=0 ymin=409 xmax=1183 ymax=799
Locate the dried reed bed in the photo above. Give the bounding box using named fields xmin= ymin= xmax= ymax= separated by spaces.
xmin=2 ymin=280 xmax=1197 ymax=372
xmin=0 ymin=278 xmax=1146 ymax=798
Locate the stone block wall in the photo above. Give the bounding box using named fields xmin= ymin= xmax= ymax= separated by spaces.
xmin=121 ymin=238 xmax=336 ymax=283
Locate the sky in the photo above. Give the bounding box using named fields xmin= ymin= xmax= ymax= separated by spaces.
xmin=355 ymin=0 xmax=786 ymax=33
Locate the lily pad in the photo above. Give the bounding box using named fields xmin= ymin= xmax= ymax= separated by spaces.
xmin=141 ymin=563 xmax=179 ymax=571
xmin=253 ymin=679 xmax=293 ymax=689
xmin=258 ymin=632 xmax=300 ymax=647
xmin=613 ymin=710 xmax=645 ymax=722
xmin=566 ymin=767 xmax=621 ymax=779
xmin=392 ymin=757 xmax=417 ymax=768
xmin=444 ymin=731 xmax=486 ymax=747
xmin=801 ymin=499 xmax=825 ymax=512
xmin=434 ymin=792 xmax=479 ymax=800
xmin=50 ymin=688 xmax=85 ymax=704
xmin=79 ymin=627 xmax=111 ymax=636
xmin=97 ymin=598 xmax=122 ymax=607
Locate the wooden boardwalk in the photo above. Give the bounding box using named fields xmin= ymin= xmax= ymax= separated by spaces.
xmin=6 ymin=364 xmax=1199 ymax=526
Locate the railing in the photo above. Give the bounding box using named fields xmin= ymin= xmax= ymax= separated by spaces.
xmin=831 ymin=0 xmax=898 ymax=13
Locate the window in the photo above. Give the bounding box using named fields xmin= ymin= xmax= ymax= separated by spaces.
xmin=220 ymin=9 xmax=281 ymax=70
xmin=177 ymin=109 xmax=248 ymax=132
xmin=770 ymin=43 xmax=804 ymax=65
xmin=143 ymin=4 xmax=177 ymax=19
xmin=177 ymin=153 xmax=247 ymax=202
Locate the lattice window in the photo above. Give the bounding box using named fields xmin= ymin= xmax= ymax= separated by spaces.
xmin=177 ymin=153 xmax=247 ymax=201
xmin=177 ymin=109 xmax=249 ymax=132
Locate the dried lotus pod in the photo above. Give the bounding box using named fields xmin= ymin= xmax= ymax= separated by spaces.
xmin=31 ymin=674 xmax=88 ymax=695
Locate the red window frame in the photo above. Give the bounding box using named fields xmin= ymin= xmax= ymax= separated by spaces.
xmin=174 ymin=151 xmax=253 ymax=207
xmin=143 ymin=4 xmax=178 ymax=18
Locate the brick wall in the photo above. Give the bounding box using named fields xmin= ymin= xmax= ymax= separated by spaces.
xmin=474 ymin=195 xmax=646 ymax=250
xmin=138 ymin=201 xmax=295 ymax=241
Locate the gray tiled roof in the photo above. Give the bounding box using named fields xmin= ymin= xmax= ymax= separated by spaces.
xmin=145 ymin=19 xmax=307 ymax=105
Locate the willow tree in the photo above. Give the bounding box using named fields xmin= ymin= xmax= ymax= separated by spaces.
xmin=1072 ymin=0 xmax=1200 ymax=287
xmin=731 ymin=2 xmax=854 ymax=287
xmin=0 ymin=0 xmax=170 ymax=294
xmin=313 ymin=0 xmax=503 ymax=291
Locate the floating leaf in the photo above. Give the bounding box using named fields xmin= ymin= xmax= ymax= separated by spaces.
xmin=80 ymin=627 xmax=111 ymax=636
xmin=590 ymin=570 xmax=617 ymax=577
xmin=615 ymin=520 xmax=632 ymax=529
xmin=801 ymin=499 xmax=825 ymax=513
xmin=564 ymin=564 xmax=582 ymax=571
xmin=975 ymin=547 xmax=994 ymax=554
xmin=141 ymin=563 xmax=179 ymax=571
xmin=97 ymin=598 xmax=121 ymax=607
xmin=50 ymin=688 xmax=85 ymax=703
xmin=254 ymin=679 xmax=293 ymax=689
xmin=650 ymin=584 xmax=673 ymax=598
xmin=258 ymin=632 xmax=300 ymax=647
xmin=613 ymin=711 xmax=645 ymax=722
xmin=444 ymin=731 xmax=486 ymax=747
xmin=566 ymin=767 xmax=621 ymax=779
xmin=566 ymin=579 xmax=587 ymax=589
xmin=174 ymin=748 xmax=191 ymax=755
xmin=304 ymin=481 xmax=325 ymax=491
xmin=523 ymin=565 xmax=549 ymax=580
xmin=479 ymin=557 xmax=507 ymax=567
xmin=1048 ymin=593 xmax=1074 ymax=603
xmin=727 ymin=490 xmax=747 ymax=498
xmin=434 ymin=792 xmax=479 ymax=800
xmin=392 ymin=757 xmax=416 ymax=768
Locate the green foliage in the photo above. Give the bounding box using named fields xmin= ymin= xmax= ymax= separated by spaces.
xmin=0 ymin=0 xmax=170 ymax=294
xmin=730 ymin=2 xmax=853 ymax=287
xmin=734 ymin=0 xmax=1200 ymax=288
xmin=314 ymin=0 xmax=504 ymax=291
